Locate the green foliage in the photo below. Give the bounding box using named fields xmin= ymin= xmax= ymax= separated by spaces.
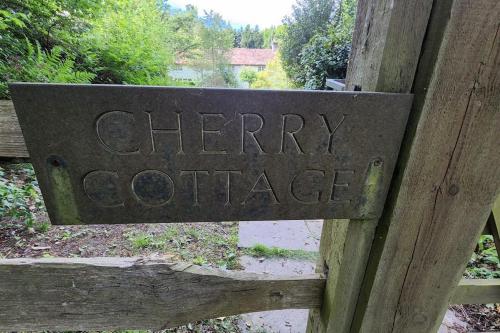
xmin=0 ymin=0 xmax=99 ymax=98
xmin=2 ymin=0 xmax=261 ymax=92
xmin=280 ymin=0 xmax=335 ymax=81
xmin=193 ymin=10 xmax=236 ymax=87
xmin=0 ymin=164 xmax=45 ymax=230
xmin=280 ymin=0 xmax=356 ymax=88
xmin=88 ymin=0 xmax=174 ymax=85
xmin=246 ymin=243 xmax=318 ymax=261
xmin=240 ymin=24 xmax=264 ymax=48
xmin=251 ymin=53 xmax=291 ymax=89
xmin=240 ymin=67 xmax=258 ymax=85
xmin=126 ymin=230 xmax=174 ymax=250
xmin=0 ymin=41 xmax=95 ymax=98
xmin=262 ymin=26 xmax=277 ymax=48
xmin=0 ymin=0 xmax=100 ymax=57
xmin=37 ymin=221 xmax=51 ymax=233
xmin=128 ymin=232 xmax=153 ymax=249
xmin=167 ymin=5 xmax=201 ymax=61
xmin=0 ymin=8 xmax=27 ymax=31
xmin=192 ymin=255 xmax=207 ymax=265
xmin=299 ymin=33 xmax=350 ymax=89
xmin=233 ymin=27 xmax=243 ymax=47
xmin=465 ymin=235 xmax=500 ymax=279
xmin=124 ymin=223 xmax=240 ymax=270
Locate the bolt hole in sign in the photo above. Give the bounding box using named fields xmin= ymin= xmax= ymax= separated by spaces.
xmin=10 ymin=83 xmax=412 ymax=225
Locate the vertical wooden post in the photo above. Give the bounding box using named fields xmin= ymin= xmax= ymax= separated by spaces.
xmin=306 ymin=219 xmax=376 ymax=332
xmin=350 ymin=1 xmax=500 ymax=332
xmin=307 ymin=0 xmax=434 ymax=332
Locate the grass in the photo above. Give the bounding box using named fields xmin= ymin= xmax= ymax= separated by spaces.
xmin=245 ymin=243 xmax=318 ymax=261
xmin=125 ymin=223 xmax=241 ymax=269
xmin=128 ymin=232 xmax=154 ymax=249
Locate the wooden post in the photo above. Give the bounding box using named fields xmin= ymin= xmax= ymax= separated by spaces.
xmin=306 ymin=220 xmax=377 ymax=332
xmin=307 ymin=0 xmax=434 ymax=332
xmin=350 ymin=1 xmax=500 ymax=332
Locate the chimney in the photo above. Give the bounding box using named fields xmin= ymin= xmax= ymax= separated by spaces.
xmin=271 ymin=40 xmax=278 ymax=52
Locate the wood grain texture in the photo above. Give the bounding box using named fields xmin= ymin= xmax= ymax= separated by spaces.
xmin=352 ymin=1 xmax=500 ymax=332
xmin=0 ymin=100 xmax=27 ymax=158
xmin=308 ymin=0 xmax=435 ymax=332
xmin=0 ymin=257 xmax=325 ymax=331
xmin=306 ymin=220 xmax=376 ymax=333
xmin=345 ymin=0 xmax=434 ymax=93
xmin=451 ymin=279 xmax=500 ymax=305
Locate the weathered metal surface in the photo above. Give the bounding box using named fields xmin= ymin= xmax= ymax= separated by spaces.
xmin=10 ymin=83 xmax=412 ymax=224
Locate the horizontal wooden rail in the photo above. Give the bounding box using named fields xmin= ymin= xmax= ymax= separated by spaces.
xmin=0 ymin=257 xmax=325 ymax=330
xmin=451 ymin=279 xmax=500 ymax=305
xmin=0 ymin=100 xmax=27 ymax=158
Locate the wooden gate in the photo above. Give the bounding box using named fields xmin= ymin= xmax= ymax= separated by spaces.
xmin=0 ymin=0 xmax=499 ymax=332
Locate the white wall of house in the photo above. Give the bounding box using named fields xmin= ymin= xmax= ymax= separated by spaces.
xmin=169 ymin=66 xmax=201 ymax=83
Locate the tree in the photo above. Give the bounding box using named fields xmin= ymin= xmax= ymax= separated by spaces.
xmin=262 ymin=26 xmax=275 ymax=48
xmin=167 ymin=5 xmax=201 ymax=62
xmin=279 ymin=0 xmax=356 ymax=88
xmin=239 ymin=67 xmax=258 ymax=86
xmin=0 ymin=0 xmax=100 ymax=98
xmin=233 ymin=27 xmax=242 ymax=47
xmin=195 ymin=10 xmax=235 ymax=87
xmin=251 ymin=53 xmax=291 ymax=89
xmin=0 ymin=0 xmax=250 ymax=96
xmin=298 ymin=33 xmax=350 ymax=89
xmin=280 ymin=0 xmax=335 ymax=82
xmin=88 ymin=0 xmax=175 ymax=85
xmin=240 ymin=24 xmax=264 ymax=49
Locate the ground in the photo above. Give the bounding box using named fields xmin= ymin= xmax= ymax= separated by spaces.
xmin=1 ymin=162 xmax=499 ymax=332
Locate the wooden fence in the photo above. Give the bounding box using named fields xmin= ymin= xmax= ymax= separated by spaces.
xmin=0 ymin=0 xmax=499 ymax=332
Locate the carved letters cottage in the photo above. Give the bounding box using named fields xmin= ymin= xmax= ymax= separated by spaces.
xmin=10 ymin=84 xmax=412 ymax=224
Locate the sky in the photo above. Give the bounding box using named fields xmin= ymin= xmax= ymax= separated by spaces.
xmin=168 ymin=0 xmax=295 ymax=28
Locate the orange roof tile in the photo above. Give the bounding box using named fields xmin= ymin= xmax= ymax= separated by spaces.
xmin=228 ymin=48 xmax=275 ymax=66
xmin=175 ymin=48 xmax=276 ymax=66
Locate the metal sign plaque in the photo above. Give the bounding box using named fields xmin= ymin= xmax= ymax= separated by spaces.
xmin=10 ymin=83 xmax=412 ymax=225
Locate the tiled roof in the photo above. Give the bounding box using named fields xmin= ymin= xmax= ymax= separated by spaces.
xmin=175 ymin=48 xmax=276 ymax=66
xmin=228 ymin=48 xmax=275 ymax=66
